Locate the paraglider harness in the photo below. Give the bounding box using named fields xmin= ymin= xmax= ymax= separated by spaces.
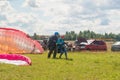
xmin=57 ymin=41 xmax=67 ymax=53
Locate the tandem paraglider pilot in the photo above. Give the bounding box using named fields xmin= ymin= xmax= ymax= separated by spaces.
xmin=47 ymin=32 xmax=60 ymax=59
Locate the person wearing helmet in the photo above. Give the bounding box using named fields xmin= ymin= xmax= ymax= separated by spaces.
xmin=47 ymin=32 xmax=60 ymax=59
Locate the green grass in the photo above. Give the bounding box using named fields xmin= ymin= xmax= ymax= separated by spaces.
xmin=0 ymin=51 xmax=120 ymax=80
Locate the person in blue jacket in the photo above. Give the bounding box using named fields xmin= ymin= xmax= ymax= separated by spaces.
xmin=57 ymin=35 xmax=68 ymax=59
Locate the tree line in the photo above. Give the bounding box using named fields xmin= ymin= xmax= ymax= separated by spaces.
xmin=64 ymin=30 xmax=120 ymax=41
xmin=31 ymin=30 xmax=120 ymax=41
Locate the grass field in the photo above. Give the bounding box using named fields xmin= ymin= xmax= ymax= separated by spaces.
xmin=0 ymin=42 xmax=120 ymax=80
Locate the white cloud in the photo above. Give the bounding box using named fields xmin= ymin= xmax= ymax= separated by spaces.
xmin=0 ymin=0 xmax=120 ymax=35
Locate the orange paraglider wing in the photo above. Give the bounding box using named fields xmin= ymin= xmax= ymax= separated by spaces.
xmin=0 ymin=28 xmax=44 ymax=54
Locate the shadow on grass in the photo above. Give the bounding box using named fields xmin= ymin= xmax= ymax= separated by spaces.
xmin=66 ymin=58 xmax=73 ymax=61
xmin=52 ymin=58 xmax=73 ymax=61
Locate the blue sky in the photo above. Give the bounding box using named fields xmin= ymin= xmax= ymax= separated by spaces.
xmin=0 ymin=0 xmax=120 ymax=35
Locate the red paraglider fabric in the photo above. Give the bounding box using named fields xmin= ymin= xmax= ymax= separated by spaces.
xmin=0 ymin=28 xmax=44 ymax=54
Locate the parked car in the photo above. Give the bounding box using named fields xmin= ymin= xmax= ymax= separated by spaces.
xmin=111 ymin=41 xmax=120 ymax=51
xmin=74 ymin=39 xmax=107 ymax=51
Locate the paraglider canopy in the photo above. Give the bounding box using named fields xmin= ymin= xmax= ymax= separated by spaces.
xmin=0 ymin=27 xmax=44 ymax=54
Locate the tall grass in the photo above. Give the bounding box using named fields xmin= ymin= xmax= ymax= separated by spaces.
xmin=0 ymin=51 xmax=120 ymax=80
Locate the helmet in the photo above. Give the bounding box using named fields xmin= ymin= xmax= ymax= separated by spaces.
xmin=54 ymin=32 xmax=59 ymax=36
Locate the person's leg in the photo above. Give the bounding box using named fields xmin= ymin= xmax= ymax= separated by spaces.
xmin=59 ymin=52 xmax=63 ymax=58
xmin=48 ymin=48 xmax=53 ymax=58
xmin=65 ymin=52 xmax=68 ymax=59
xmin=59 ymin=46 xmax=64 ymax=58
xmin=64 ymin=48 xmax=68 ymax=59
xmin=53 ymin=47 xmax=57 ymax=58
